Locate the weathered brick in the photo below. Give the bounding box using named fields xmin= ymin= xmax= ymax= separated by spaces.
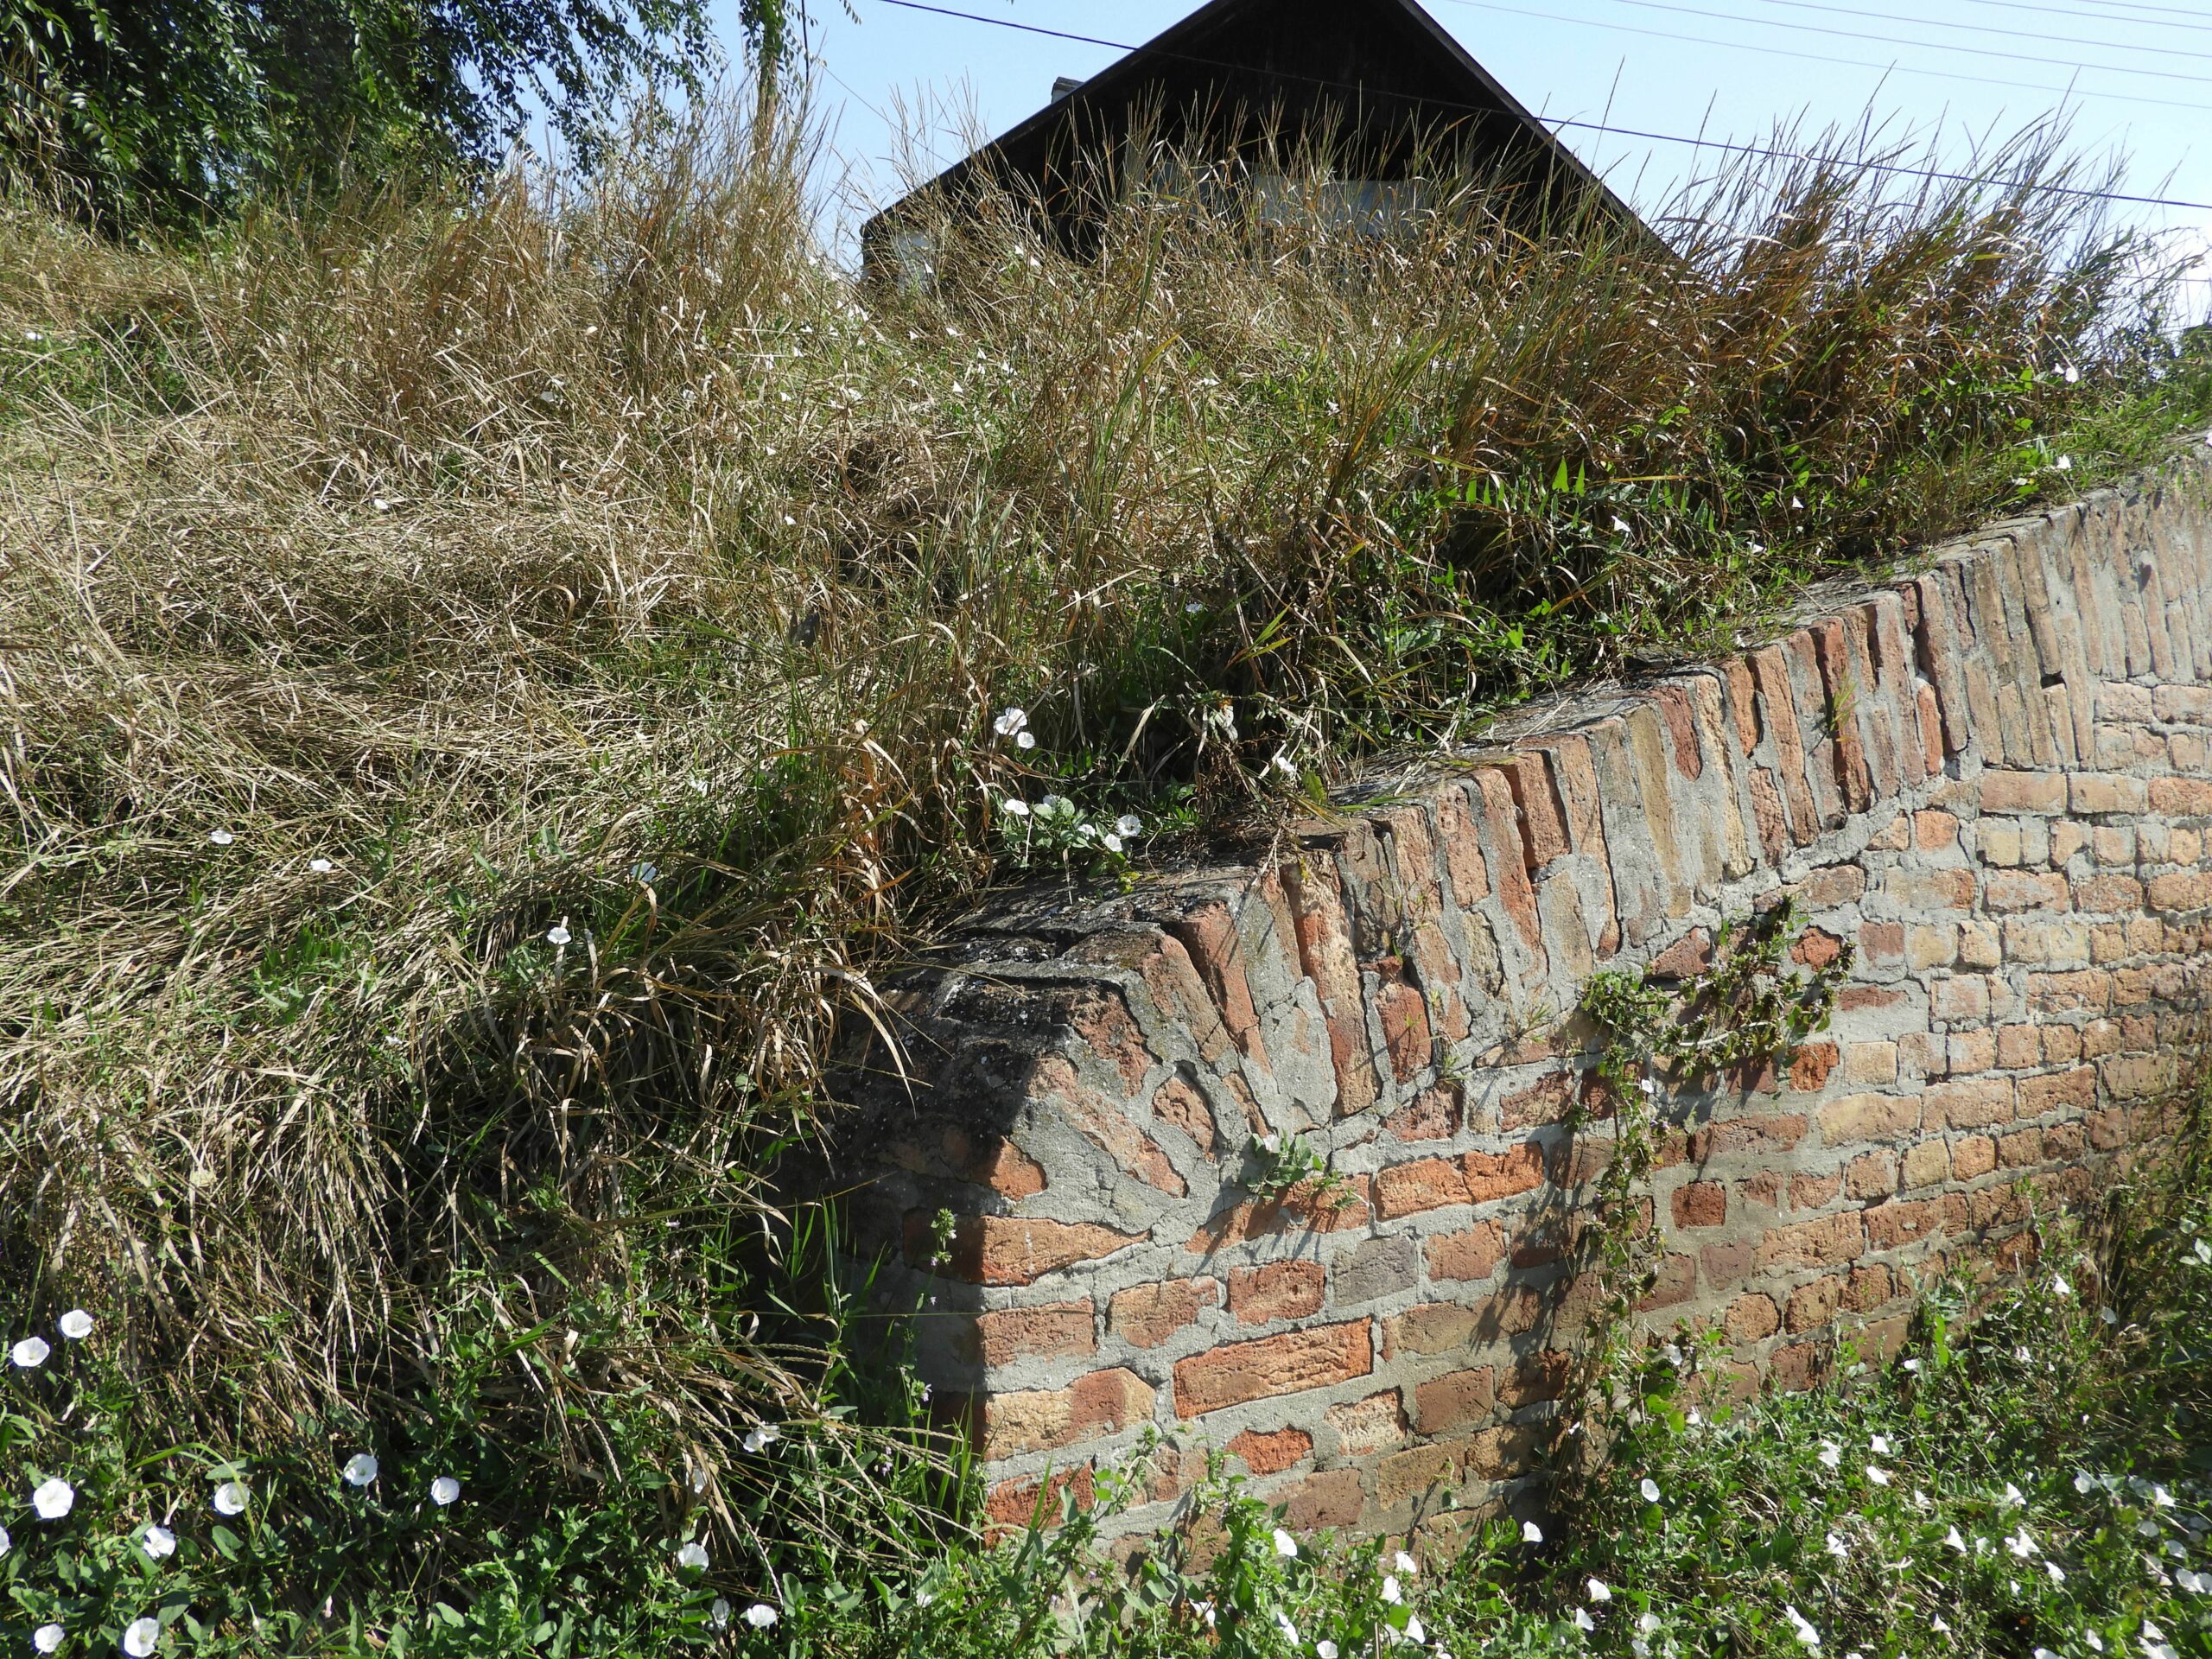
xmin=1229 ymin=1260 xmax=1326 ymax=1325
xmin=1173 ymin=1323 xmax=1372 ymax=1418
xmin=1384 ymin=1084 xmax=1461 ymax=1142
xmin=1900 ymin=1139 xmax=1950 ymax=1190
xmin=1325 ymin=1391 xmax=1407 ymax=1456
xmin=1671 ymin=1180 xmax=1727 ymax=1228
xmin=1414 ymin=1368 xmax=1498 ymax=1435
xmin=2069 ymin=774 xmax=2147 ymax=815
xmin=1865 ymin=1198 xmax=1946 ymax=1251
xmin=1924 ymin=1077 xmax=2016 ymax=1129
xmin=1332 ymin=1236 xmax=1420 ymax=1306
xmin=1726 ymin=1293 xmax=1781 ymax=1341
xmin=1754 ymin=1211 xmax=1866 ymax=1272
xmin=1981 ymin=769 xmax=2065 ymax=813
xmin=1818 ymin=1092 xmax=1921 ymax=1144
xmin=978 ymin=1301 xmax=1096 ymax=1367
xmin=1109 ymin=1279 xmax=1217 ymax=1349
xmin=1463 ymin=1141 xmax=1548 ymax=1202
xmin=1463 ymin=1422 xmax=1541 ymax=1481
xmin=985 ymin=1369 xmax=1155 ymax=1458
xmin=1846 ymin=1150 xmax=1897 ymax=1200
xmin=1285 ymin=1468 xmax=1366 ymax=1529
xmin=2016 ymin=1065 xmax=2097 ymax=1119
xmin=919 ymin=1215 xmax=1145 ymax=1286
xmin=1426 ymin=1221 xmax=1506 ymax=1283
xmin=1227 ymin=1427 xmax=1314 ymax=1476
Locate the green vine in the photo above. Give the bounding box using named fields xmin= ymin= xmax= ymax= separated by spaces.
xmin=1560 ymin=900 xmax=1854 ymax=1478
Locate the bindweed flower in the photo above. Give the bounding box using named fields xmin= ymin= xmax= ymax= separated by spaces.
xmin=1944 ymin=1527 xmax=1967 ymax=1553
xmin=2056 ymin=455 xmax=2073 ymax=472
xmin=1102 ymin=833 xmax=1123 ymax=854
xmin=1000 ymin=798 xmax=1031 ymax=817
xmin=142 ymin=1525 xmax=175 ymax=1560
xmin=1522 ymin=1521 xmax=1543 ymax=1544
xmin=1274 ymin=1612 xmax=1300 ymax=1646
xmin=2005 ymin=1529 xmax=2037 ymax=1559
xmin=1405 ymin=1617 xmax=1426 ymax=1643
xmin=1318 ymin=1643 xmax=1340 ymax=1659
xmin=213 ymin=1482 xmax=247 ymax=1516
xmin=209 ymin=830 xmax=234 ymax=846
xmin=1395 ymin=1550 xmax=1418 ymax=1576
xmin=1273 ymin=1527 xmax=1299 ymax=1558
xmin=744 ymin=1605 xmax=778 ymax=1629
xmin=342 ymin=1453 xmax=378 ymax=1488
xmin=1641 ymin=1478 xmax=1662 ymax=1503
xmin=1869 ymin=1433 xmax=1894 ymax=1456
xmin=1639 ymin=1614 xmax=1661 ymax=1635
xmin=1573 ymin=1609 xmax=1596 ymax=1632
xmin=431 ymin=1477 xmax=460 ymax=1506
xmin=1116 ymin=815 xmax=1142 ymax=839
xmin=1866 ymin=1465 xmax=1891 ymax=1485
xmin=1818 ymin=1440 xmax=1841 ymax=1470
xmin=124 ymin=1616 xmax=162 ymax=1656
xmin=677 ymin=1541 xmax=709 ymax=1570
xmin=1382 ymin=1575 xmax=1403 ymax=1605
xmin=545 ymin=925 xmax=571 ymax=947
xmin=58 ymin=1311 xmax=92 ymax=1340
xmin=2084 ymin=1636 xmax=2103 ymax=1654
xmin=0 ymin=1524 xmax=8 ymax=1555
xmin=34 ymin=1626 xmax=62 ymax=1655
xmin=2047 ymin=1561 xmax=2066 ymax=1585
xmin=744 ymin=1423 xmax=782 ymax=1453
xmin=709 ymin=1599 xmax=731 ymax=1630
xmin=1902 ymin=1357 xmax=1922 ymax=1373
xmin=12 ymin=1337 xmax=49 ymax=1368
xmin=1192 ymin=1600 xmax=1216 ymax=1629
xmin=1826 ymin=1530 xmax=1850 ymax=1560
xmin=2000 ymin=1483 xmax=2025 ymax=1507
xmin=308 ymin=859 xmax=334 ymax=874
xmin=1783 ymin=1604 xmax=1821 ymax=1648
xmin=1587 ymin=1578 xmax=1612 ymax=1604
xmin=2051 ymin=1274 xmax=2071 ymax=1296
xmin=993 ymin=708 xmax=1029 ymax=739
xmin=32 ymin=1478 xmax=73 ymax=1520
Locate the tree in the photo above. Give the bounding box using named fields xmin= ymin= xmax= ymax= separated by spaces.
xmin=0 ymin=0 xmax=771 ymax=222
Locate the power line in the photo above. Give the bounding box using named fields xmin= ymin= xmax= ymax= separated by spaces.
xmin=870 ymin=0 xmax=2212 ymax=213
xmin=1727 ymin=0 xmax=2212 ymax=66
xmin=876 ymin=0 xmax=2212 ymax=131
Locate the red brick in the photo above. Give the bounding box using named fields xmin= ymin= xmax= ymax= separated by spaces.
xmin=1984 ymin=871 xmax=2069 ymax=914
xmin=985 ymin=1466 xmax=1094 ymax=1532
xmin=1689 ymin=1113 xmax=1809 ymax=1160
xmin=1464 ymin=1422 xmax=1541 ymax=1481
xmin=1229 ymin=1260 xmax=1326 ymax=1325
xmin=1385 ymin=1084 xmax=1461 ymax=1141
xmin=912 ymin=1214 xmax=1143 ymax=1285
xmin=1473 ymin=767 xmax=1546 ymax=951
xmin=1924 ymin=1077 xmax=2016 ymax=1130
xmin=1226 ymin=1427 xmax=1313 ymax=1476
xmin=2073 ymin=874 xmax=2145 ymax=913
xmin=1427 ymin=1220 xmax=1506 ymax=1282
xmin=1069 ymin=990 xmax=1160 ymax=1094
xmin=1865 ymin=1198 xmax=1944 ymax=1250
xmin=1792 ymin=928 xmax=1846 ymax=969
xmin=1817 ymin=1092 xmax=1920 ymax=1144
xmin=1785 ymin=1274 xmax=1844 ymax=1333
xmin=1151 ymin=1077 xmax=1217 ymax=1154
xmin=1649 ymin=929 xmax=1714 ymax=978
xmin=1637 ymin=1253 xmax=1698 ymax=1312
xmin=1414 ymin=1367 xmax=1498 ymax=1435
xmin=1789 ymin=1041 xmax=1840 ymax=1093
xmin=1845 ymin=1150 xmax=1897 ymax=1200
xmin=1463 ymin=1141 xmax=1548 ymax=1202
xmin=985 ymin=1369 xmax=1154 ymax=1458
xmin=1671 ymin=1180 xmax=1727 ymax=1228
xmin=978 ymin=1300 xmax=1096 ymax=1366
xmin=1284 ymin=1467 xmax=1366 ymax=1529
xmin=1726 ymin=1293 xmax=1780 ymax=1341
xmin=1108 ymin=1279 xmax=1217 ymax=1348
xmin=2016 ymin=1065 xmax=2097 ymax=1118
xmin=1914 ymin=810 xmax=1959 ymax=850
xmin=1505 ymin=753 xmax=1570 ymax=868
xmin=1373 ymin=1156 xmax=1471 ymax=1218
xmin=1789 ymin=1172 xmax=1842 ymax=1210
xmin=1980 ymin=770 xmax=2064 ymax=813
xmin=1371 ymin=957 xmax=1433 ymax=1082
xmin=1172 ymin=1322 xmax=1372 ymax=1417
xmin=1033 ymin=1053 xmax=1187 ymax=1195
xmin=1500 ymin=1069 xmax=1575 ymax=1129
xmin=1187 ymin=1178 xmax=1372 ymax=1251
xmin=1754 ymin=1211 xmax=1866 ymax=1272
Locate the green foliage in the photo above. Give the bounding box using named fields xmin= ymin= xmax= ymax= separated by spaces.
xmin=0 ymin=0 xmax=725 ymax=222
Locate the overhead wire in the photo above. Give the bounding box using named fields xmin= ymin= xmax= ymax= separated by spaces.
xmin=873 ymin=0 xmax=2212 ymax=209
xmin=1714 ymin=0 xmax=2212 ymax=66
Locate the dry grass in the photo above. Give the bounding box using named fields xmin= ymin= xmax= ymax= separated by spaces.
xmin=0 ymin=91 xmax=2198 ymax=1509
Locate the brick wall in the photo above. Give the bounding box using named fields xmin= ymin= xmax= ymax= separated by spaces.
xmin=842 ymin=458 xmax=2211 ymax=1544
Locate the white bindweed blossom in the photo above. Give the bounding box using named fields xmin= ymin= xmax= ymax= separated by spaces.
xmin=33 ymin=1626 xmax=63 ymax=1655
xmin=1868 ymin=1433 xmax=1894 ymax=1456
xmin=1639 ymin=1614 xmax=1661 ymax=1634
xmin=1783 ymin=1604 xmax=1821 ymax=1648
xmin=431 ymin=1477 xmax=460 ymax=1506
xmin=2000 ymin=1483 xmax=2025 ymax=1508
xmin=2075 ymin=1471 xmax=2097 ymax=1494
xmin=2152 ymin=1483 xmax=2174 ymax=1508
xmin=2084 ymin=1635 xmax=2102 ymax=1654
xmin=0 ymin=1524 xmax=7 ymax=1556
xmin=1273 ymin=1527 xmax=1299 ymax=1559
xmin=1192 ymin=1600 xmax=1216 ymax=1629
xmin=308 ymin=859 xmax=334 ymax=874
xmin=544 ymin=925 xmax=571 ymax=947
xmin=141 ymin=1525 xmax=175 ymax=1560
xmin=342 ymin=1453 xmax=378 ymax=1487
xmin=32 ymin=1478 xmax=73 ymax=1520
xmin=58 ymin=1311 xmax=92 ymax=1341
xmin=1116 ymin=815 xmax=1143 ymax=839
xmin=743 ymin=1424 xmax=782 ymax=1453
xmin=1102 ymin=834 xmax=1123 ymax=854
xmin=1930 ymin=1618 xmax=1950 ymax=1636
xmin=1818 ymin=1441 xmax=1841 ymax=1470
xmin=1587 ymin=1578 xmax=1612 ymax=1604
xmin=2005 ymin=1529 xmax=2037 ymax=1559
xmin=677 ymin=1541 xmax=709 ymax=1570
xmin=993 ymin=708 xmax=1029 ymax=740
xmin=709 ymin=1599 xmax=731 ymax=1630
xmin=209 ymin=830 xmax=234 ymax=846
xmin=2051 ymin=1274 xmax=2072 ymax=1297
xmin=1000 ymin=798 xmax=1031 ymax=817
xmin=1866 ymin=1466 xmax=1891 ymax=1486
xmin=213 ymin=1482 xmax=248 ymax=1516
xmin=743 ymin=1604 xmax=778 ymax=1629
xmin=1405 ymin=1617 xmax=1426 ymax=1644
xmin=1521 ymin=1521 xmax=1543 ymax=1544
xmin=1274 ymin=1612 xmax=1300 ymax=1646
xmin=1641 ymin=1478 xmax=1662 ymax=1503
xmin=12 ymin=1337 xmax=50 ymax=1369
xmin=1318 ymin=1643 xmax=1340 ymax=1659
xmin=2047 ymin=1561 xmax=2066 ymax=1586
xmin=1395 ymin=1550 xmax=1418 ymax=1577
xmin=124 ymin=1617 xmax=162 ymax=1656
xmin=1382 ymin=1575 xmax=1403 ymax=1605
xmin=1826 ymin=1530 xmax=1850 ymax=1561
xmin=1944 ymin=1527 xmax=1968 ymax=1553
xmin=1573 ymin=1609 xmax=1596 ymax=1631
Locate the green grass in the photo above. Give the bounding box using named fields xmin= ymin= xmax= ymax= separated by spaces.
xmin=0 ymin=88 xmax=2209 ymax=1649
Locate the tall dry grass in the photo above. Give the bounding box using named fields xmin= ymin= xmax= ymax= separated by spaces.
xmin=0 ymin=91 xmax=2198 ymax=1524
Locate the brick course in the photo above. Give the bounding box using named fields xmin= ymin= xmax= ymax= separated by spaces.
xmin=846 ymin=462 xmax=2208 ymax=1544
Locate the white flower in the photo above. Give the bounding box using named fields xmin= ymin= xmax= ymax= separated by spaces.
xmin=1911 ymin=1488 xmax=1929 ymax=1510
xmin=993 ymin=708 xmax=1030 ymax=739
xmin=545 ymin=925 xmax=571 ymax=947
xmin=1945 ymin=1527 xmax=1967 ymax=1553
xmin=1116 ymin=815 xmax=1143 ymax=838
xmin=677 ymin=1541 xmax=709 ymax=1570
xmin=1637 ymin=1077 xmax=1657 ymax=1097
xmin=1818 ymin=1441 xmax=1841 ymax=1470
xmin=1193 ymin=1600 xmax=1216 ymax=1628
xmin=744 ymin=1424 xmax=782 ymax=1452
xmin=213 ymin=1482 xmax=247 ymax=1516
xmin=431 ymin=1476 xmax=460 ymax=1506
xmin=32 ymin=1478 xmax=73 ymax=1519
xmin=208 ymin=830 xmax=234 ymax=846
xmin=1641 ymin=1478 xmax=1662 ymax=1502
xmin=1318 ymin=1644 xmax=1340 ymax=1659
xmin=1866 ymin=1465 xmax=1891 ymax=1486
xmin=1869 ymin=1433 xmax=1894 ymax=1456
xmin=2085 ymin=1635 xmax=2102 ymax=1654
xmin=1039 ymin=793 xmax=1071 ymax=816
xmin=2152 ymin=1484 xmax=2174 ymax=1508
xmin=2046 ymin=1561 xmax=2066 ymax=1585
xmin=2056 ymin=455 xmax=2073 ymax=472
xmin=124 ymin=1617 xmax=162 ymax=1656
xmin=2051 ymin=1274 xmax=2071 ymax=1296
xmin=743 ymin=1604 xmax=779 ymax=1629
xmin=1826 ymin=1529 xmax=1849 ymax=1560
xmin=2063 ymin=365 xmax=2080 ymax=384
xmin=1273 ymin=1527 xmax=1299 ymax=1558
xmin=1587 ymin=1577 xmax=1612 ymax=1603
xmin=709 ymin=1599 xmax=732 ymax=1630
xmin=1521 ymin=1521 xmax=1543 ymax=1544
xmin=2000 ymin=1483 xmax=2025 ymax=1507
xmin=2101 ymin=1305 xmax=2119 ymax=1325
xmin=1931 ymin=1617 xmax=1950 ymax=1634
xmin=1274 ymin=1611 xmax=1300 ymax=1645
xmin=1638 ymin=1614 xmax=1661 ymax=1634
xmin=58 ymin=1311 xmax=92 ymax=1341
xmin=11 ymin=1337 xmax=49 ymax=1369
xmin=33 ymin=1627 xmax=62 ymax=1655
xmin=1783 ymin=1603 xmax=1821 ymax=1648
xmin=1382 ymin=1574 xmax=1403 ymax=1604
xmin=141 ymin=1525 xmax=175 ymax=1560
xmin=1902 ymin=1358 xmax=1922 ymax=1373
xmin=1000 ymin=798 xmax=1031 ymax=817
xmin=1573 ymin=1609 xmax=1596 ymax=1631
xmin=2145 ymin=1621 xmax=2168 ymax=1643
xmin=2005 ymin=1529 xmax=2037 ymax=1559
xmin=0 ymin=1524 xmax=7 ymax=1555
xmin=1015 ymin=731 xmax=1037 ymax=750
xmin=1395 ymin=1550 xmax=1418 ymax=1576
xmin=342 ymin=1453 xmax=378 ymax=1487
xmin=1102 ymin=833 xmax=1123 ymax=854
xmin=1405 ymin=1617 xmax=1426 ymax=1643
xmin=1611 ymin=516 xmax=1632 ymax=535
xmin=308 ymin=858 xmax=334 ymax=874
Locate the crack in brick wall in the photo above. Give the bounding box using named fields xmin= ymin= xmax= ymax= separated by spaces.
xmin=838 ymin=457 xmax=2212 ymax=1545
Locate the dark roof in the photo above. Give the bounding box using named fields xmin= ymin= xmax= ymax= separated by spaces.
xmin=863 ymin=0 xmax=1643 ymax=238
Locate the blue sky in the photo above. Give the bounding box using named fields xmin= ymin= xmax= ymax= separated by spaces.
xmin=720 ymin=0 xmax=2212 ymax=313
